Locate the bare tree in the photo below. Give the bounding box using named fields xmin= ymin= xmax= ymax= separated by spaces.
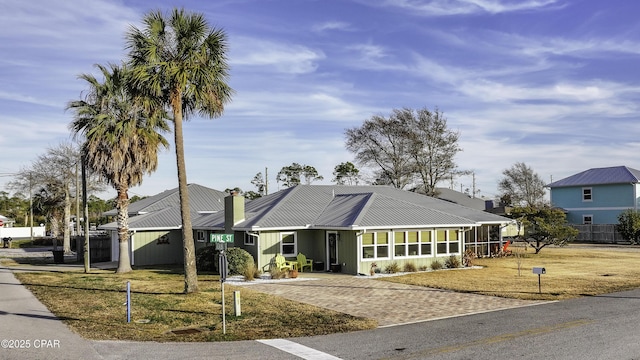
xmin=498 ymin=162 xmax=547 ymax=207
xmin=14 ymin=143 xmax=80 ymax=253
xmin=405 ymin=108 xmax=462 ymax=196
xmin=345 ymin=107 xmax=462 ymax=193
xmin=345 ymin=112 xmax=414 ymax=189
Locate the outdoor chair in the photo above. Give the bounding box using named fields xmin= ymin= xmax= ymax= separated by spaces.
xmin=274 ymin=253 xmax=295 ymax=271
xmin=297 ymin=253 xmax=313 ymax=272
xmin=501 ymin=240 xmax=513 ymax=256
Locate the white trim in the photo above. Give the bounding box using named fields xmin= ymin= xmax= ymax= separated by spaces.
xmin=562 ymin=206 xmax=634 ymax=211
xmin=280 ymin=231 xmax=297 ymax=257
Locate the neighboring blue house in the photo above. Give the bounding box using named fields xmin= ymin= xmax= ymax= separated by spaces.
xmin=547 ymin=166 xmax=640 ymax=225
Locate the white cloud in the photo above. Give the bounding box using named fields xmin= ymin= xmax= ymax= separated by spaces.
xmin=230 ymin=36 xmax=325 ymax=74
xmin=312 ymin=21 xmax=352 ymax=33
xmin=370 ymin=0 xmax=560 ymax=16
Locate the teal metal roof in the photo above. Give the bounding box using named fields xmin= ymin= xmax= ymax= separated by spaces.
xmin=547 ymin=166 xmax=640 ymax=188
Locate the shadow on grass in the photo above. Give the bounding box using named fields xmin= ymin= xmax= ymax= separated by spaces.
xmin=18 ymin=281 xmax=185 ymax=296
xmin=0 ymin=309 xmax=78 ymax=322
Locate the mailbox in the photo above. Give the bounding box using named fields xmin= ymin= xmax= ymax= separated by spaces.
xmin=532 ymin=267 xmax=546 ymax=275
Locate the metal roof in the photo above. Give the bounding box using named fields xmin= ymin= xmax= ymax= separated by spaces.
xmin=103 ymin=184 xmax=226 ymax=216
xmin=99 ymin=207 xmax=199 ymax=231
xmin=194 ymin=185 xmax=511 ymax=231
xmin=547 ymin=166 xmax=640 ymax=188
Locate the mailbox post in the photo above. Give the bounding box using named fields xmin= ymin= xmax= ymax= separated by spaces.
xmin=532 ymin=267 xmax=546 ymax=294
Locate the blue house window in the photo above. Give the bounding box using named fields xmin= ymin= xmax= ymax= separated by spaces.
xmin=583 ymin=215 xmax=593 ymax=225
xmin=582 ymin=188 xmax=592 ymax=202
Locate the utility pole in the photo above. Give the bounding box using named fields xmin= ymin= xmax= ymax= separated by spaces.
xmin=81 ymin=154 xmax=90 ymax=273
xmin=264 ymin=167 xmax=268 ymax=195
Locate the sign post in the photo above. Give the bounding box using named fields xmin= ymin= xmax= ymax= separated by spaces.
xmin=211 ymin=233 xmax=233 ymax=335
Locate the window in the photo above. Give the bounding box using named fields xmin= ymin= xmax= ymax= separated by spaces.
xmin=420 ymin=231 xmax=432 ymax=255
xmin=362 ymin=232 xmax=389 ymax=259
xmin=436 ymin=229 xmax=461 ymax=255
xmin=280 ymin=232 xmax=297 ymax=256
xmin=394 ymin=230 xmax=430 ymax=257
xmin=196 ymin=230 xmax=205 ymax=242
xmin=583 ymin=215 xmax=593 ymax=225
xmin=583 ymin=188 xmax=592 ymax=202
xmin=244 ymin=232 xmax=255 ymax=246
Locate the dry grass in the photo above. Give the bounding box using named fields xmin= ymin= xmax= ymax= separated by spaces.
xmin=379 ymin=245 xmax=640 ymax=301
xmin=14 ymin=267 xmax=376 ymax=342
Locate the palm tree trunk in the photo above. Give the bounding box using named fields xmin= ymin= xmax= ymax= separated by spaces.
xmin=173 ymin=104 xmax=199 ymax=293
xmin=115 ymin=187 xmax=132 ymax=273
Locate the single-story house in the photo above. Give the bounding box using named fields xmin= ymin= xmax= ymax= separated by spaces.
xmin=194 ymin=185 xmax=513 ymax=275
xmin=100 ymin=184 xmax=226 ymax=266
xmin=547 ymin=166 xmax=640 ymax=225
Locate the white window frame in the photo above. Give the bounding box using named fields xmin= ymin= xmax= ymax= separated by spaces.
xmin=582 ymin=187 xmax=592 ymax=202
xmin=583 ymin=215 xmax=593 ymax=225
xmin=196 ymin=230 xmax=205 ymax=242
xmin=361 ymin=231 xmax=390 ymax=260
xmin=280 ymin=232 xmax=297 ymax=257
xmin=435 ymin=229 xmax=461 ymax=255
xmin=244 ymin=232 xmax=255 ymax=246
xmin=393 ymin=230 xmax=429 ymax=258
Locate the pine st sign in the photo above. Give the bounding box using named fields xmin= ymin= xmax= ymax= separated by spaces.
xmin=210 ymin=233 xmax=234 ymax=243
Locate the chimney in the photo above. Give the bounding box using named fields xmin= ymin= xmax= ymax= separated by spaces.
xmin=225 ymin=192 xmax=245 ymax=234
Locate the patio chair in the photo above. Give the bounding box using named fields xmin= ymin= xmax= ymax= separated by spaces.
xmin=501 ymin=240 xmax=513 ymax=256
xmin=297 ymin=253 xmax=313 ymax=272
xmin=274 ymin=253 xmax=295 ymax=271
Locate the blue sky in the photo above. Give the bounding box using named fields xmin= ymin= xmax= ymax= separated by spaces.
xmin=2 ymin=0 xmax=640 ymax=200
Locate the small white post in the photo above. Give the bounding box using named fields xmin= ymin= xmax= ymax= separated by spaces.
xmin=233 ymin=291 xmax=241 ymax=316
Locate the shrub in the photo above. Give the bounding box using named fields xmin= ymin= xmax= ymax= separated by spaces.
xmin=226 ymin=247 xmax=254 ymax=275
xmin=403 ymin=262 xmax=417 ymax=272
xmin=445 ymin=255 xmax=461 ymax=269
xmin=195 ymin=246 xmax=255 ymax=275
xmin=430 ymin=260 xmax=443 ymax=270
xmin=195 ymin=246 xmax=217 ymax=272
xmin=463 ymin=249 xmax=477 ymax=267
xmin=418 ymin=265 xmax=429 ymax=271
xmin=384 ymin=262 xmax=401 ymax=274
xmin=243 ymin=262 xmax=260 ymax=281
xmin=269 ymin=266 xmax=287 ymax=279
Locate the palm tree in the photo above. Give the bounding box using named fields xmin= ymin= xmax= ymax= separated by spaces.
xmin=126 ymin=8 xmax=233 ymax=292
xmin=68 ymin=63 xmax=169 ymax=273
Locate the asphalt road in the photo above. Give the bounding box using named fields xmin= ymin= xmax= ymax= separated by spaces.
xmin=291 ymin=290 xmax=640 ymax=360
xmin=84 ymin=288 xmax=640 ymax=360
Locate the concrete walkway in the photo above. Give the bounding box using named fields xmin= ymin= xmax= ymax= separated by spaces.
xmin=239 ymin=273 xmax=547 ymax=327
xmin=0 ymin=266 xmax=102 ymax=360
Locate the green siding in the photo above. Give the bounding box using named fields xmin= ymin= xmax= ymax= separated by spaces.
xmin=132 ymin=230 xmax=183 ymax=266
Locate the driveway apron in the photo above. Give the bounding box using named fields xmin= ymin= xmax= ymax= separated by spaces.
xmin=242 ymin=276 xmax=547 ymax=327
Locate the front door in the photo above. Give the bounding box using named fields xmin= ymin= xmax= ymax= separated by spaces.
xmin=327 ymin=231 xmax=339 ymax=271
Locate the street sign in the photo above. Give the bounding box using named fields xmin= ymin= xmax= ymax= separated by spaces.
xmin=210 ymin=233 xmax=234 ymax=243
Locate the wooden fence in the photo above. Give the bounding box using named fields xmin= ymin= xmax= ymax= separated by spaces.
xmin=75 ymin=235 xmax=111 ymax=263
xmin=572 ymin=224 xmax=626 ymax=244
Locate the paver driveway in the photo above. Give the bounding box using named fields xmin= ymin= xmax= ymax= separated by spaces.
xmin=241 ymin=275 xmax=547 ymax=327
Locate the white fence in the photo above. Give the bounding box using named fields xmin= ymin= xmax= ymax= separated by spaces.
xmin=0 ymin=226 xmax=46 ymax=239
